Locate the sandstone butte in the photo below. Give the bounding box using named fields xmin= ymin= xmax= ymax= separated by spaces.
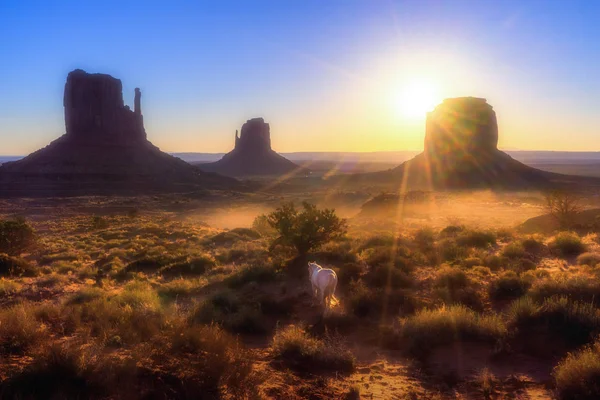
xmin=0 ymin=69 xmax=237 ymax=196
xmin=199 ymin=117 xmax=302 ymax=178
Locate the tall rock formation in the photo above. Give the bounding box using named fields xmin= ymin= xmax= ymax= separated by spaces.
xmin=0 ymin=69 xmax=236 ymax=196
xmin=334 ymin=97 xmax=554 ymax=189
xmin=200 ymin=117 xmax=302 ymax=177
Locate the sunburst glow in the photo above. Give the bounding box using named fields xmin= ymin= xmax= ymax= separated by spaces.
xmin=396 ymin=79 xmax=440 ymax=119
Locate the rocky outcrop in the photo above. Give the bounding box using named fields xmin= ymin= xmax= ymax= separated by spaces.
xmin=0 ymin=69 xmax=237 ymax=196
xmin=200 ymin=118 xmax=302 ymax=177
xmin=425 ymin=97 xmax=498 ymax=158
xmin=63 ymin=69 xmax=146 ymax=145
xmin=332 ymin=97 xmax=555 ymax=190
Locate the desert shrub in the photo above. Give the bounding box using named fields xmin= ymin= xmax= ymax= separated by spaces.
xmin=437 ymin=239 xmax=469 ymax=263
xmin=271 ymin=325 xmax=355 ymax=373
xmin=484 ymin=254 xmax=508 ymax=271
xmin=335 ymin=262 xmax=364 ymax=285
xmin=544 ymin=190 xmax=582 ymax=230
xmin=472 ymin=266 xmax=492 ymax=276
xmin=36 ymin=273 xmax=68 ymax=288
xmin=521 ymin=236 xmax=546 ymax=254
xmin=365 ymin=263 xmax=413 ymax=289
xmin=360 ymin=246 xmax=412 ymax=272
xmin=577 ymin=252 xmax=600 ymax=267
xmin=488 ymin=271 xmax=531 ymax=302
xmin=441 ymin=225 xmax=464 ymax=236
xmin=462 ymin=257 xmax=482 ymax=268
xmin=550 ymin=232 xmax=586 ymax=257
xmin=529 ymin=275 xmax=600 ymax=306
xmin=357 ymin=234 xmax=395 ymax=251
xmin=159 ymin=255 xmax=216 ymax=278
xmin=457 ymin=230 xmax=496 ymax=248
xmin=67 ymin=295 xmax=168 ymax=345
xmin=39 ymin=251 xmax=80 ymax=266
xmin=554 ymin=338 xmax=600 ymax=400
xmin=0 ymin=253 xmax=36 ymax=277
xmin=434 ymin=266 xmax=483 ymax=310
xmin=0 ymin=278 xmax=21 ymax=296
xmin=166 ymin=324 xmax=262 ymax=398
xmin=66 ymin=287 xmax=105 ymax=305
xmin=475 ymin=367 xmax=497 ymax=399
xmin=229 ymin=227 xmax=262 ymax=239
xmin=344 ymin=384 xmax=362 ymax=400
xmin=346 ymin=280 xmax=418 ymax=318
xmin=393 ymin=305 xmax=506 ymax=356
xmin=225 ymin=264 xmax=279 ymax=288
xmin=267 ymin=202 xmax=347 ymax=255
xmin=190 ymin=290 xmax=267 ymax=334
xmin=0 ymin=303 xmax=45 ymax=354
xmin=502 ymin=243 xmax=526 ymax=259
xmin=414 ymin=227 xmax=436 ymax=250
xmin=507 ymin=296 xmax=600 ymax=351
xmin=252 ymin=214 xmax=277 ymax=236
xmin=124 ymin=255 xmax=175 ymax=274
xmin=0 ymin=343 xmax=108 ymax=399
xmin=0 ymin=217 xmax=36 ymax=256
xmin=90 ymin=215 xmax=109 ymax=230
xmin=434 ymin=266 xmax=469 ymax=291
xmin=158 ymin=279 xmax=203 ymax=299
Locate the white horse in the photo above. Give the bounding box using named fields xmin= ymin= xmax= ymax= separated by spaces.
xmin=308 ymin=261 xmax=338 ymax=313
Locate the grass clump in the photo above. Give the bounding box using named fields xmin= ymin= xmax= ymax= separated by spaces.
xmin=0 ymin=253 xmax=36 ymax=277
xmin=501 ymin=243 xmax=526 ymax=259
xmin=434 ymin=266 xmax=483 ymax=310
xmin=529 ymin=275 xmax=600 ymax=306
xmin=393 ymin=305 xmax=506 ymax=356
xmin=488 ymin=271 xmax=531 ymax=302
xmin=66 ymin=287 xmax=105 ymax=305
xmin=507 ymin=296 xmax=600 ymax=353
xmin=191 ymin=290 xmax=267 ymax=334
xmin=0 ymin=303 xmax=45 ymax=354
xmin=225 ymin=264 xmax=279 ymax=289
xmin=577 ymin=252 xmax=600 ymax=267
xmin=159 ymin=255 xmax=216 ymax=278
xmin=550 ymin=232 xmax=586 ymax=257
xmin=0 ymin=278 xmax=21 ymax=296
xmin=457 ymin=229 xmax=496 ymax=248
xmin=271 ymin=325 xmax=355 ymax=373
xmin=554 ymin=338 xmax=600 ymax=400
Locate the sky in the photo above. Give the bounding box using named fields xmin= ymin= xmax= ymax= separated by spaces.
xmin=1 ymin=0 xmax=599 ymax=155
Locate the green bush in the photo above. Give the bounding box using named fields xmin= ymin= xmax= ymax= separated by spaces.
xmin=0 ymin=253 xmax=36 ymax=277
xmin=438 ymin=239 xmax=469 ymax=263
xmin=0 ymin=218 xmax=35 ymax=256
xmin=550 ymin=232 xmax=586 ymax=257
xmin=267 ymin=202 xmax=347 ymax=255
xmin=554 ymin=338 xmax=600 ymax=400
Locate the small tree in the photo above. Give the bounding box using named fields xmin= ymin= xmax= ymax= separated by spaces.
xmin=0 ymin=217 xmax=36 ymax=256
xmin=267 ymin=202 xmax=347 ymax=255
xmin=544 ymin=190 xmax=582 ymax=229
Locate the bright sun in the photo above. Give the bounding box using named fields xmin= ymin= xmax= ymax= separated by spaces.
xmin=396 ymin=79 xmax=440 ymax=119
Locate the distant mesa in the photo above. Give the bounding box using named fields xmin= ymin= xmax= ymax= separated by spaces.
xmin=199 ymin=117 xmax=303 ymax=177
xmin=0 ymin=69 xmax=236 ymax=196
xmin=337 ymin=97 xmax=556 ymax=189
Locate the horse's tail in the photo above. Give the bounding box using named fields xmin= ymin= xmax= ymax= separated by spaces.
xmin=324 ymin=273 xmax=338 ymax=307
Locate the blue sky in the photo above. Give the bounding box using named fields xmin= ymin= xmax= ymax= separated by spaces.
xmin=1 ymin=0 xmax=599 ymax=155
